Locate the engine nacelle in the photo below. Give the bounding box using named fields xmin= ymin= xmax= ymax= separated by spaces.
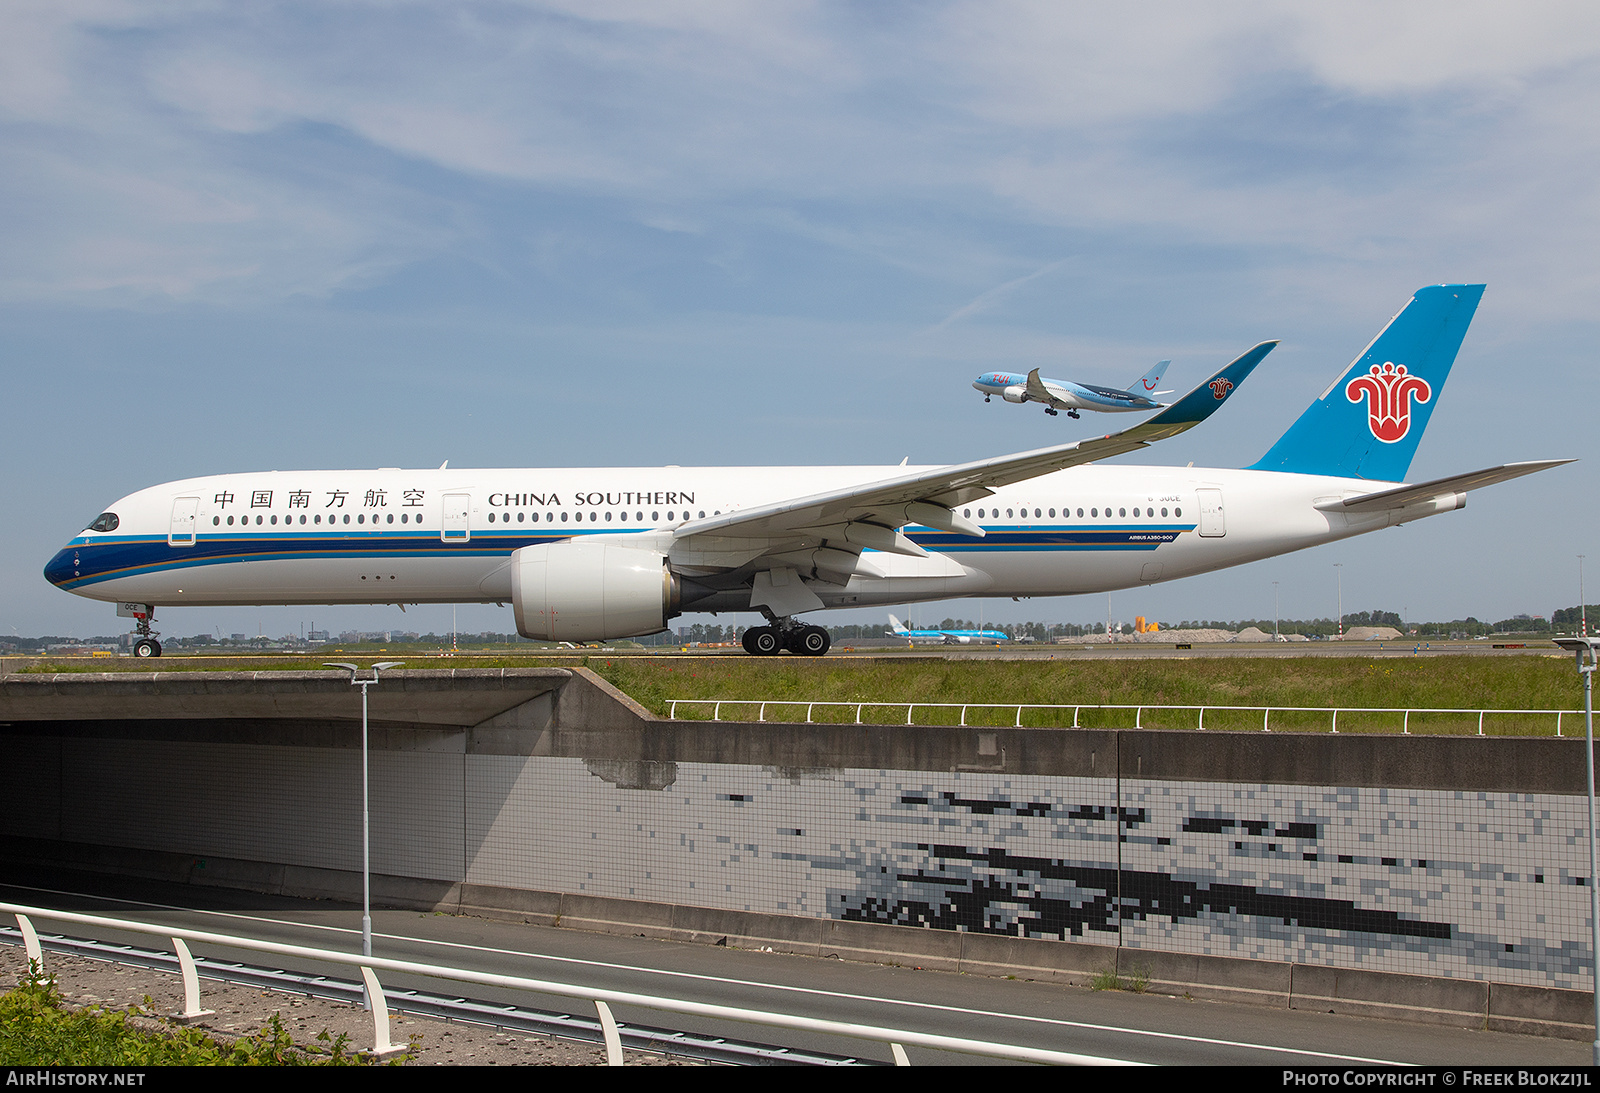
xmin=511 ymin=541 xmax=681 ymax=641
xmin=1002 ymin=385 xmax=1028 ymax=404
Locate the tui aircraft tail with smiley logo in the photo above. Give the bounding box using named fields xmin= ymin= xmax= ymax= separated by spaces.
xmin=1247 ymin=284 xmax=1485 ymax=482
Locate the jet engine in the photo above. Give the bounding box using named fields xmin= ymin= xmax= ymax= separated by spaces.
xmin=511 ymin=541 xmax=684 ymax=641
xmin=1001 ymin=385 xmax=1028 ymax=404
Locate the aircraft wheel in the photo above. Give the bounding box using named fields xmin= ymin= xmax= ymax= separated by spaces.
xmin=741 ymin=628 xmax=761 ymax=655
xmin=134 ymin=638 xmax=161 ymax=658
xmin=747 ymin=627 xmax=782 ymax=656
xmin=797 ymin=625 xmax=830 ymax=656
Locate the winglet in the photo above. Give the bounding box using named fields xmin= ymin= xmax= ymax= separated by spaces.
xmin=1135 ymin=341 xmax=1277 ymax=436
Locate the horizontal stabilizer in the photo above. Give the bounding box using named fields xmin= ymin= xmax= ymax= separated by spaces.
xmin=1315 ymin=460 xmax=1574 ymax=513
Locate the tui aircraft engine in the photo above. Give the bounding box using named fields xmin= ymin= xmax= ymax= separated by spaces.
xmin=1001 ymin=385 xmax=1028 ymax=404
xmin=512 ymin=541 xmax=692 ymax=641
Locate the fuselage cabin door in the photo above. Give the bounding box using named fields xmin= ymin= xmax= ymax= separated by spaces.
xmin=168 ymin=496 xmax=199 ymax=547
xmin=442 ymin=492 xmax=471 ymax=543
xmin=1196 ymin=489 xmax=1226 ymax=538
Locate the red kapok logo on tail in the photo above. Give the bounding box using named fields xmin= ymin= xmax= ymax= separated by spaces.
xmin=1346 ymin=362 xmax=1431 ymax=443
xmin=1208 ymin=377 xmax=1233 ymax=399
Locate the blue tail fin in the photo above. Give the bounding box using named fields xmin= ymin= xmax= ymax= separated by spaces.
xmin=1247 ymin=285 xmax=1484 ymax=481
xmin=1129 ymin=359 xmax=1170 ymax=396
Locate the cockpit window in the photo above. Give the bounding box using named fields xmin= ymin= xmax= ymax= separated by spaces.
xmin=87 ymin=512 xmax=119 ymax=533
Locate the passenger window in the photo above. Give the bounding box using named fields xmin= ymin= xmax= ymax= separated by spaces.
xmin=271 ymin=515 xmax=278 ymax=525
xmin=652 ymin=511 xmax=660 ymax=521
xmin=1174 ymin=507 xmax=1182 ymax=517
xmin=517 ymin=512 xmax=525 ymax=523
xmin=1048 ymin=508 xmax=1055 ymax=518
xmin=1077 ymin=508 xmax=1083 ymax=517
xmin=343 ymin=514 xmax=350 ymax=525
xmin=1091 ymin=508 xmax=1097 ymax=517
xmin=213 ymin=516 xmax=220 ymax=526
xmin=605 ymin=512 xmax=613 ymax=522
xmin=1119 ymin=508 xmax=1126 ymax=517
xmin=1161 ymin=507 xmax=1168 ymax=517
xmin=561 ymin=512 xmax=569 ymax=523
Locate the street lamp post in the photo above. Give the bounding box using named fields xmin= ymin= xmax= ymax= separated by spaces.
xmin=1334 ymin=564 xmax=1343 ymax=640
xmin=1553 ymin=636 xmax=1600 ymax=1066
xmin=325 ymin=661 xmax=403 ymax=960
xmin=1273 ymin=581 xmax=1280 ymax=642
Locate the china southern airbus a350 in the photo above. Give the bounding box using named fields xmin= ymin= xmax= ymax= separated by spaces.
xmin=46 ymin=285 xmax=1568 ymax=658
xmin=973 ymin=359 xmax=1172 ymax=418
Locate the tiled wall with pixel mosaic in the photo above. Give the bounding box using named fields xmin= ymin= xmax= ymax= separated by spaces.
xmin=468 ymin=757 xmax=1592 ymax=989
xmin=7 ymin=735 xmax=1588 ymax=989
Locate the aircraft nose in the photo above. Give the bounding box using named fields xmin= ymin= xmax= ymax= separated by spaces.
xmin=43 ymin=547 xmax=78 ymax=588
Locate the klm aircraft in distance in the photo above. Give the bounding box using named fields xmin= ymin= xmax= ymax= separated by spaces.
xmin=973 ymin=359 xmax=1172 ymax=418
xmin=887 ymin=615 xmax=1009 ymax=645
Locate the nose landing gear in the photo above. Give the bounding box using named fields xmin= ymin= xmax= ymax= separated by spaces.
xmin=123 ymin=604 xmax=162 ymax=658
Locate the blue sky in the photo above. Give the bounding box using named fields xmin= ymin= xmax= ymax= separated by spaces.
xmin=4 ymin=1 xmax=1598 ymax=639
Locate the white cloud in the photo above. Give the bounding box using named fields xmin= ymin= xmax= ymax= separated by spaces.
xmin=2 ymin=1 xmax=1600 ymax=310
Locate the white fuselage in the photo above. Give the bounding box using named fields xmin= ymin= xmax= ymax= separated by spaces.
xmin=46 ymin=462 xmax=1422 ymax=616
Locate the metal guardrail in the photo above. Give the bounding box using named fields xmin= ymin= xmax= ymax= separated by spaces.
xmin=3 ymin=903 xmax=1140 ymax=1067
xmin=666 ymin=699 xmax=1585 ymax=736
xmin=0 ymin=925 xmax=864 ymax=1066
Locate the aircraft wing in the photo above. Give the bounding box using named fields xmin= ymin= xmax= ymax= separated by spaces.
xmin=1025 ymin=369 xmax=1072 ymax=408
xmin=674 ymin=340 xmax=1277 ymax=551
xmin=1315 ymin=460 xmax=1574 ymax=513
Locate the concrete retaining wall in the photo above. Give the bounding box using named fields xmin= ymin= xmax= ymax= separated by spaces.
xmin=0 ymin=667 xmax=1593 ymax=1038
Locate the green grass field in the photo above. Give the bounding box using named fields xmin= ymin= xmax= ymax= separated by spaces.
xmin=5 ymin=651 xmax=1586 ymax=736
xmin=586 ymin=654 xmax=1583 ymax=735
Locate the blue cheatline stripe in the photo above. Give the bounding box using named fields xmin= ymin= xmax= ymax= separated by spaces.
xmin=52 ymin=528 xmax=619 ymax=590
xmin=54 ymin=523 xmax=1198 ymax=590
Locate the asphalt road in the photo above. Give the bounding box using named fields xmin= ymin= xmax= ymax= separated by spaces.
xmin=0 ymin=867 xmax=1587 ymax=1067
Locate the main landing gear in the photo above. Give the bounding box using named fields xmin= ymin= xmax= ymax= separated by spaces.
xmin=742 ymin=618 xmax=831 ymax=657
xmin=1044 ymin=407 xmax=1080 ymax=419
